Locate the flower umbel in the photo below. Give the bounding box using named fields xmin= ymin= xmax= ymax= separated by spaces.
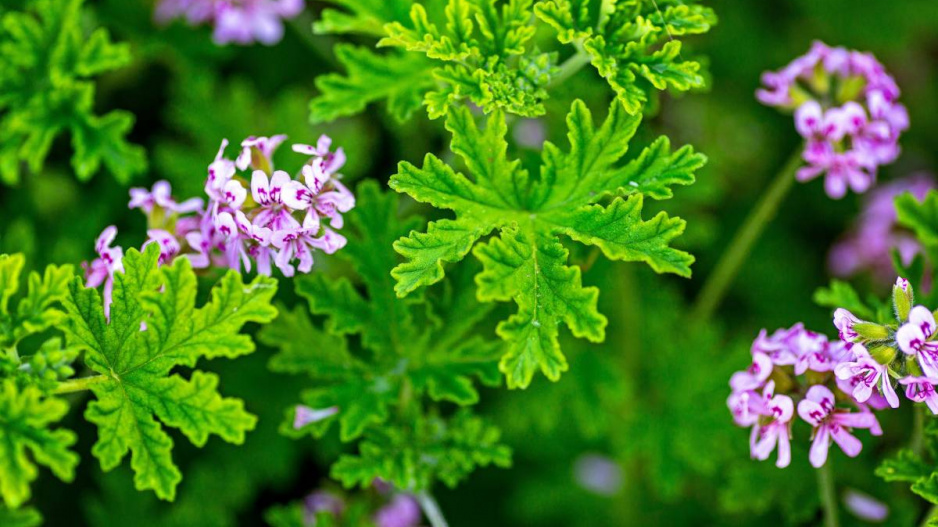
xmin=757 ymin=41 xmax=908 ymax=199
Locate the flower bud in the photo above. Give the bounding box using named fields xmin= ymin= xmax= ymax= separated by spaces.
xmin=893 ymin=277 xmax=913 ymax=321
xmin=869 ymin=345 xmax=897 ymax=366
xmin=853 ymin=322 xmax=889 ymax=341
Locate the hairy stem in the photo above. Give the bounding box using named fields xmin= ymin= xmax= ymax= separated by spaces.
xmin=817 ymin=463 xmax=840 ymax=527
xmin=417 ymin=491 xmax=449 ymax=527
xmin=53 ymin=375 xmax=107 ymax=394
xmin=690 ymin=150 xmax=803 ymax=323
xmin=551 ymin=42 xmax=591 ymax=87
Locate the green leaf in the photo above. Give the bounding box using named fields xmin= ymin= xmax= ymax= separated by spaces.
xmin=309 ymin=45 xmax=436 ymax=124
xmin=261 ymin=182 xmax=502 ymax=441
xmin=61 ymin=244 xmax=277 ymax=500
xmin=913 ymin=473 xmax=938 ymax=505
xmin=536 ymin=0 xmax=717 ymax=113
xmin=0 ymin=252 xmax=73 ymax=350
xmin=897 ymin=190 xmax=938 ymax=262
xmin=0 ymin=0 xmax=146 ymax=184
xmin=390 ymin=100 xmax=702 ymax=387
xmin=331 ymin=411 xmax=511 ymax=491
xmin=0 ymin=505 xmax=42 ymax=527
xmin=374 ymin=0 xmax=556 ymax=119
xmin=313 ymin=0 xmax=414 ymax=36
xmin=0 ymin=379 xmax=78 ymax=508
xmin=813 ymin=280 xmax=880 ymax=322
xmin=875 ymin=449 xmax=930 ymax=483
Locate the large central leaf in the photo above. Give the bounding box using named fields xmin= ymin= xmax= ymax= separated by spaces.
xmin=390 ymin=99 xmax=705 ymax=388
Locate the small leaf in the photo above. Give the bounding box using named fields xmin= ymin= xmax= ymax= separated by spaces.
xmin=309 ymin=45 xmax=436 ymax=124
xmin=875 ymin=449 xmax=930 ymax=483
xmin=0 ymin=380 xmax=78 ymax=508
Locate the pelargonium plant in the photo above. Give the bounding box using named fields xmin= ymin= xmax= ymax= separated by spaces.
xmin=757 ymin=41 xmax=908 ymax=199
xmin=11 ymin=0 xmax=938 ymax=526
xmin=155 ymin=0 xmax=304 ymax=45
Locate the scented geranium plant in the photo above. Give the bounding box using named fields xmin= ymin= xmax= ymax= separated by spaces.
xmin=5 ymin=0 xmax=938 ymax=526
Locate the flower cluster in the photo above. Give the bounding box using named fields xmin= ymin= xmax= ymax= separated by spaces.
xmin=728 ymin=323 xmax=882 ymax=468
xmin=82 ymin=134 xmax=353 ymax=316
xmin=829 ymin=173 xmax=935 ymax=283
xmin=729 ymin=277 xmax=938 ymax=468
xmin=155 ymin=0 xmax=304 ymax=45
xmin=757 ymin=41 xmax=908 ymax=199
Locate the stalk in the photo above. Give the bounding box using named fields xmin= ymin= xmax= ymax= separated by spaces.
xmin=817 ymin=463 xmax=840 ymax=527
xmin=53 ymin=375 xmax=107 ymax=394
xmin=417 ymin=491 xmax=449 ymax=527
xmin=551 ymin=42 xmax=591 ymax=87
xmin=690 ymin=150 xmax=804 ymax=323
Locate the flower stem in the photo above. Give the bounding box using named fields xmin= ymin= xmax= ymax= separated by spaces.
xmin=551 ymin=42 xmax=591 ymax=87
xmin=912 ymin=404 xmax=926 ymax=456
xmin=690 ymin=149 xmax=804 ymax=323
xmin=53 ymin=375 xmax=107 ymax=395
xmin=417 ymin=491 xmax=449 ymax=527
xmin=817 ymin=463 xmax=840 ymax=527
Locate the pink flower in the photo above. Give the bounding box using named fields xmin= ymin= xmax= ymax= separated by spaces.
xmin=129 ymin=180 xmax=203 ymax=214
xmin=797 ymin=385 xmax=881 ymax=467
xmin=730 ymin=352 xmax=772 ymax=392
xmin=215 ymin=211 xmax=273 ymax=273
xmin=144 ymin=229 xmax=182 ymax=266
xmin=790 ymin=329 xmax=837 ymax=375
xmin=293 ymin=405 xmax=339 ymax=429
xmin=156 ymin=0 xmax=304 ymax=46
xmin=206 ymin=139 xmax=236 ymax=200
xmin=82 ymin=226 xmax=124 ymax=320
xmin=828 ymin=174 xmax=935 ymax=282
xmin=833 ymin=308 xmax=863 ymax=342
xmin=796 ymin=150 xmax=874 ymax=199
xmin=283 ymin=162 xmax=356 ymax=231
xmin=728 ymin=390 xmax=762 ymax=427
xmin=748 ymin=382 xmax=794 ymax=468
xmin=752 ymin=325 xmax=802 ymax=365
xmin=897 ymin=306 xmax=938 ymax=378
xmin=250 ymin=170 xmax=300 ymax=233
xmin=235 ymin=135 xmax=287 ymax=171
xmin=899 ymin=376 xmax=938 ymax=414
xmin=834 ymin=344 xmax=900 ymax=408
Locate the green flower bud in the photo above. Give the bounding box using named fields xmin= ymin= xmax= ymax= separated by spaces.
xmin=854 ymin=322 xmax=889 ymax=341
xmin=869 ymin=345 xmax=897 ymax=366
xmin=893 ymin=277 xmax=913 ymax=321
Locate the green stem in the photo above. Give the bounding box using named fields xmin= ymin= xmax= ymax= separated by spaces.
xmin=690 ymin=150 xmax=803 ymax=323
xmin=550 ymin=42 xmax=591 ymax=87
xmin=817 ymin=463 xmax=840 ymax=527
xmin=53 ymin=375 xmax=107 ymax=394
xmin=417 ymin=491 xmax=449 ymax=527
xmin=913 ymin=404 xmax=926 ymax=456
